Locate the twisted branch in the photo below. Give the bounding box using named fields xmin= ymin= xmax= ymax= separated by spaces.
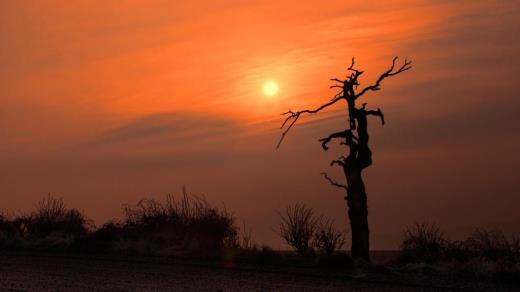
xmin=319 ymin=130 xmax=349 ymax=151
xmin=321 ymin=172 xmax=347 ymax=190
xmin=359 ymin=103 xmax=385 ymax=125
xmin=365 ymin=108 xmax=385 ymax=125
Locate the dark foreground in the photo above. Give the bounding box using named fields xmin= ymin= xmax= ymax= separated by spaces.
xmin=0 ymin=253 xmax=515 ymax=292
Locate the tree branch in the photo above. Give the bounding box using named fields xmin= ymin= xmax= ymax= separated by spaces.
xmin=359 ymin=103 xmax=385 ymax=125
xmin=365 ymin=108 xmax=385 ymax=125
xmin=355 ymin=57 xmax=412 ymax=99
xmin=347 ymin=57 xmax=363 ymax=76
xmin=276 ymin=96 xmax=344 ymax=149
xmin=319 ymin=130 xmax=349 ymax=151
xmin=321 ymin=172 xmax=347 ymax=191
xmin=330 ymin=156 xmax=347 ymax=167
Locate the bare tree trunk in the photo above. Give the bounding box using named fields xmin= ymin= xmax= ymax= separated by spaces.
xmin=344 ymin=167 xmax=370 ymax=261
xmin=345 ymin=108 xmax=372 ymax=261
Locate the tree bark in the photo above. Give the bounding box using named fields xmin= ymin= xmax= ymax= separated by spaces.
xmin=344 ymin=166 xmax=370 ymax=261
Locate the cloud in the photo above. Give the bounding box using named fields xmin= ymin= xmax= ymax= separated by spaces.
xmin=95 ymin=112 xmax=237 ymax=146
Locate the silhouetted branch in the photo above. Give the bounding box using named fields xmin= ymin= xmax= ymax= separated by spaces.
xmin=365 ymin=108 xmax=385 ymax=125
xmin=332 ymin=91 xmax=344 ymax=100
xmin=330 ymin=156 xmax=346 ymax=167
xmin=359 ymin=103 xmax=385 ymax=125
xmin=321 ymin=172 xmax=347 ymax=190
xmin=319 ymin=130 xmax=349 ymax=151
xmin=355 ymin=57 xmax=412 ymax=99
xmin=277 ymin=96 xmax=344 ymax=149
xmin=347 ymin=57 xmax=363 ymax=75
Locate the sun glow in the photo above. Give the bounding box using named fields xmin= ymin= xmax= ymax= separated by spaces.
xmin=262 ymin=81 xmax=279 ymax=97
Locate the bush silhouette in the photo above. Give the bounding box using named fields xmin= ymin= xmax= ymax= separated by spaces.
xmin=0 ymin=211 xmax=22 ymax=242
xmin=465 ymin=228 xmax=512 ymax=261
xmin=22 ymin=195 xmax=93 ymax=239
xmin=399 ymin=223 xmax=520 ymax=266
xmin=278 ymin=203 xmax=318 ymax=256
xmin=278 ymin=203 xmax=346 ymax=257
xmin=313 ymin=218 xmax=346 ymax=256
xmin=0 ymin=190 xmax=237 ymax=256
xmin=399 ymin=223 xmax=446 ymax=264
xmin=120 ymin=188 xmax=237 ymax=253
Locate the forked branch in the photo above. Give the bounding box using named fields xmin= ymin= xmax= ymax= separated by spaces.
xmin=277 ymin=96 xmax=344 ymax=149
xmin=355 ymin=57 xmax=412 ymax=99
xmin=347 ymin=57 xmax=363 ymax=76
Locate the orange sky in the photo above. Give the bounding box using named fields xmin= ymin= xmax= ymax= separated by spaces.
xmin=1 ymin=0 xmax=519 ymax=249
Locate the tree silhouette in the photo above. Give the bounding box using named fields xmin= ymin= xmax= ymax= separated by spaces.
xmin=277 ymin=57 xmax=412 ymax=261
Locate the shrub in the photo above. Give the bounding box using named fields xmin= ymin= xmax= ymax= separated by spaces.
xmin=0 ymin=211 xmax=22 ymax=242
xmin=278 ymin=203 xmax=317 ymax=256
xmin=238 ymin=221 xmax=256 ymax=250
xmin=399 ymin=223 xmax=446 ymax=264
xmin=240 ymin=245 xmax=283 ymax=265
xmin=444 ymin=239 xmax=472 ymax=262
xmin=510 ymin=237 xmax=520 ymax=263
xmin=313 ymin=218 xmax=346 ymax=256
xmin=466 ymin=228 xmax=512 ymax=261
xmin=121 ymin=188 xmax=237 ymax=253
xmin=71 ymin=220 xmax=125 ymax=254
xmin=399 ymin=225 xmax=520 ymax=266
xmin=23 ymin=195 xmax=93 ymax=239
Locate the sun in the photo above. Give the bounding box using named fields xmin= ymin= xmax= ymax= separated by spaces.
xmin=262 ymin=81 xmax=279 ymax=97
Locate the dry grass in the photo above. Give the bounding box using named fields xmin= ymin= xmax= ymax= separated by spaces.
xmin=0 ymin=190 xmax=238 ymax=256
xmin=278 ymin=203 xmax=347 ymax=257
xmin=313 ymin=218 xmax=346 ymax=256
xmin=119 ymin=187 xmax=237 ymax=253
xmin=398 ymin=223 xmax=520 ymax=277
xmin=278 ymin=203 xmax=318 ymax=256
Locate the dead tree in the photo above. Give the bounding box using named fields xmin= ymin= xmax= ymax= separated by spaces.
xmin=277 ymin=57 xmax=412 ymax=261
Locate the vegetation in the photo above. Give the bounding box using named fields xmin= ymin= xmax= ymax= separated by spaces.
xmin=119 ymin=188 xmax=237 ymax=254
xmin=278 ymin=203 xmax=317 ymax=256
xmin=313 ymin=218 xmax=346 ymax=256
xmin=278 ymin=203 xmax=346 ymax=257
xmin=398 ymin=223 xmax=520 ymax=265
xmin=0 ymin=195 xmax=92 ymax=249
xmin=0 ymin=190 xmax=238 ymax=256
xmin=2 ymin=194 xmax=519 ymax=285
xmin=400 ymin=223 xmax=445 ymax=264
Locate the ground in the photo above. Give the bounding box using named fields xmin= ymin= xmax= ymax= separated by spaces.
xmin=0 ymin=253 xmax=513 ymax=291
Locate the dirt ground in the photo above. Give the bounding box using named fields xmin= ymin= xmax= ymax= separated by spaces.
xmin=0 ymin=253 xmax=454 ymax=292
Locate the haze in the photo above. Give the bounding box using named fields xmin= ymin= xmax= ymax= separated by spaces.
xmin=1 ymin=0 xmax=519 ymax=249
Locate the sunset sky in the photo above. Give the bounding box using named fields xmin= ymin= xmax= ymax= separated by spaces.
xmin=1 ymin=0 xmax=519 ymax=249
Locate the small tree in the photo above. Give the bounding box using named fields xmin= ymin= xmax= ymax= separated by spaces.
xmin=278 ymin=203 xmax=317 ymax=256
xmin=277 ymin=57 xmax=412 ymax=261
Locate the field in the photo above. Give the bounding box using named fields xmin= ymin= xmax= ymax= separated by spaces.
xmin=0 ymin=252 xmax=517 ymax=292
xmin=0 ymin=253 xmax=431 ymax=292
